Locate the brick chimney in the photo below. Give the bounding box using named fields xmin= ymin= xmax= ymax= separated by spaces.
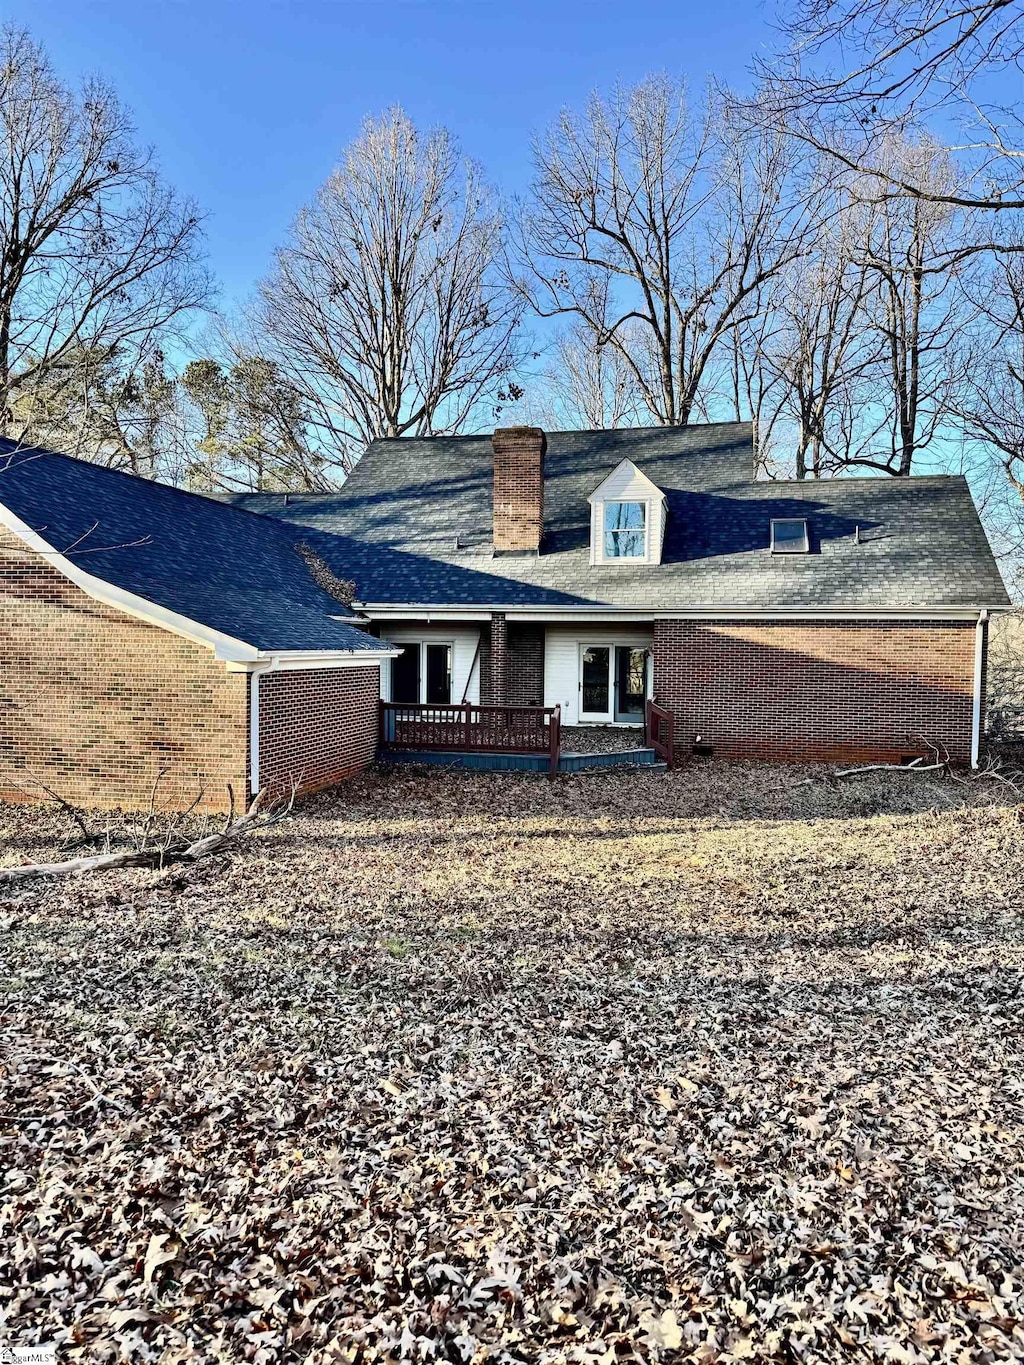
xmin=492 ymin=426 xmax=545 ymax=554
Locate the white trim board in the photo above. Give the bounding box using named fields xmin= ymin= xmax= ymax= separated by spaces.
xmin=360 ymin=603 xmax=1002 ymax=623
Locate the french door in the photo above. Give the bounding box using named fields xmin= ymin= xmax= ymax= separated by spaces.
xmin=390 ymin=642 xmax=453 ymax=705
xmin=579 ymin=644 xmax=649 ymax=722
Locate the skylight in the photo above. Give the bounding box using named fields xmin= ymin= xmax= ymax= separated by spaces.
xmin=770 ymin=519 xmax=810 ymax=554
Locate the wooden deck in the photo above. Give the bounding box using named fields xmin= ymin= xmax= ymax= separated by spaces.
xmin=379 ymin=700 xmax=675 ymax=774
xmin=380 ymin=702 xmax=562 ymax=775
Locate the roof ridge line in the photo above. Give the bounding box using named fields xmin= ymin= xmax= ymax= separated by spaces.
xmin=367 ymin=419 xmax=755 ymax=445
xmin=0 ymin=437 xmax=327 ymax=538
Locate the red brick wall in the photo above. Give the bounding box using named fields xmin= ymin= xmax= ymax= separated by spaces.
xmin=257 ymin=664 xmax=380 ymax=797
xmin=653 ymin=618 xmax=977 ymax=764
xmin=508 ymin=624 xmax=545 ymax=707
xmin=483 ymin=613 xmax=509 ymax=705
xmin=0 ymin=525 xmax=249 ymax=812
xmin=492 ymin=427 xmax=545 ymax=552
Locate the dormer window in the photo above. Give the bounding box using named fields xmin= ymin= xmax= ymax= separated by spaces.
xmin=589 ymin=460 xmax=666 ymax=566
xmin=770 ymin=518 xmax=809 ymax=554
xmin=604 ymin=501 xmax=647 ymax=559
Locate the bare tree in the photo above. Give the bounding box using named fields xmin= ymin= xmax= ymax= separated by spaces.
xmin=956 ymin=254 xmax=1024 ymax=500
xmin=511 ymin=76 xmax=823 ymax=429
xmin=258 ymin=106 xmax=522 ymax=464
xmin=840 ymin=136 xmax=973 ymax=475
xmin=759 ymin=0 xmax=1024 ymax=227
xmin=0 ymin=26 xmax=209 ymax=443
xmin=761 ymin=195 xmax=879 ymax=478
xmin=542 ymin=280 xmax=643 ymax=429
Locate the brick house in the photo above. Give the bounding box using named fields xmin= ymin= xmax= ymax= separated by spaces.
xmin=0 ymin=440 xmax=396 ymax=812
xmin=0 ymin=423 xmax=1010 ymax=810
xmin=223 ymin=422 xmax=1010 ymax=769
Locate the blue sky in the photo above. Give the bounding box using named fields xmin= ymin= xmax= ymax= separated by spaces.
xmin=10 ymin=0 xmax=774 ymax=311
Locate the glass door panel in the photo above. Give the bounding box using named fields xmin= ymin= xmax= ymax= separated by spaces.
xmin=425 ymin=643 xmax=452 ymax=704
xmin=615 ymin=647 xmax=648 ymax=721
xmin=581 ymin=645 xmax=611 ymax=716
xmin=391 ymin=646 xmax=420 ymax=704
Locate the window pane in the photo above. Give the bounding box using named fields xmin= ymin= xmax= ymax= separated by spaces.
xmin=615 ymin=646 xmax=648 ymax=719
xmin=425 ymin=643 xmax=452 ymax=704
xmin=581 ymin=646 xmax=610 ymax=714
xmin=771 ymin=519 xmax=809 ymax=553
xmin=603 ymin=501 xmax=646 ymax=558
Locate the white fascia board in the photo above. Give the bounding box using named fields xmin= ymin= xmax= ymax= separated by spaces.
xmin=226 ymin=649 xmax=397 ymax=674
xmin=265 ymin=649 xmax=397 ymax=670
xmin=359 ymin=606 xmax=494 ymax=622
xmin=0 ymin=500 xmax=261 ymax=661
xmin=359 ymin=602 xmax=1002 ymax=622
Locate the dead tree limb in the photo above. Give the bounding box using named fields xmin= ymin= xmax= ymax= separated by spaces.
xmin=833 ymin=759 xmax=944 ymax=777
xmin=0 ymin=786 xmax=289 ymax=885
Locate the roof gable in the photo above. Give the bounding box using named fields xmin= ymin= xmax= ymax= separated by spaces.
xmin=587 ymin=458 xmax=666 ymax=505
xmin=0 ymin=440 xmax=388 ymax=656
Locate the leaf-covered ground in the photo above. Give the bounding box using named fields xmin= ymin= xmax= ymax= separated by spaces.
xmin=2 ymin=763 xmax=1024 ymax=1363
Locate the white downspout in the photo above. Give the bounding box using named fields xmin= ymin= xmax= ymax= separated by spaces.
xmin=249 ymin=660 xmax=278 ymax=796
xmin=971 ymin=610 xmax=988 ymax=769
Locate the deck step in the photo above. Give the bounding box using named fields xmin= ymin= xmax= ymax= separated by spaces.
xmin=380 ymin=747 xmax=665 ymax=774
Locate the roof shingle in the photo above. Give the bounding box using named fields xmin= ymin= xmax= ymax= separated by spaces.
xmin=223 ymin=423 xmax=1010 ymax=612
xmin=0 ymin=439 xmax=387 ymax=653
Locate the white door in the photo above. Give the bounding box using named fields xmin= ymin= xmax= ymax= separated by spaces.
xmin=578 ymin=643 xmax=651 ymax=723
xmin=579 ymin=644 xmax=613 ymax=721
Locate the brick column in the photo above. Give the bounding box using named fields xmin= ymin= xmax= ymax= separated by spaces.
xmin=489 ymin=611 xmax=509 ymax=704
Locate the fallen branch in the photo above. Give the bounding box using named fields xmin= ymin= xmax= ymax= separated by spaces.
xmin=833 ymin=759 xmax=944 ymax=778
xmin=0 ymin=786 xmax=288 ymax=885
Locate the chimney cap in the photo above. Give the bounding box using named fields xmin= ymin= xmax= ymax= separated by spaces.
xmin=492 ymin=425 xmax=547 ymax=448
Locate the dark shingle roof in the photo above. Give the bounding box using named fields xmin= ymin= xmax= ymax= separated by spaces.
xmin=221 ymin=423 xmax=1010 ymax=612
xmin=0 ymin=439 xmax=387 ymax=654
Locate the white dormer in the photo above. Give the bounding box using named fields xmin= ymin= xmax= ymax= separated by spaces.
xmin=587 ymin=459 xmax=667 ymax=566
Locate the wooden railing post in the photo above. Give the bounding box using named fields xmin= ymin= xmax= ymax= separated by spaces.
xmin=549 ymin=705 xmax=561 ymax=777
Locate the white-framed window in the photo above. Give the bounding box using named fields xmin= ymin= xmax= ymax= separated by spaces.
xmin=770 ymin=518 xmax=810 ymax=554
xmin=601 ymin=500 xmax=648 ymax=561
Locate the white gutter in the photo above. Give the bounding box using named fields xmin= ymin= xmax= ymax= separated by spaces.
xmin=971 ymin=610 xmax=989 ymax=769
xmin=357 ymin=602 xmax=1008 ymax=623
xmin=226 ymin=648 xmax=397 ymax=673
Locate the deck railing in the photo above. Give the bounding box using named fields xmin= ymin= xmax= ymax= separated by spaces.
xmin=645 ymin=698 xmax=675 ymax=767
xmin=380 ymin=702 xmax=562 ymax=775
